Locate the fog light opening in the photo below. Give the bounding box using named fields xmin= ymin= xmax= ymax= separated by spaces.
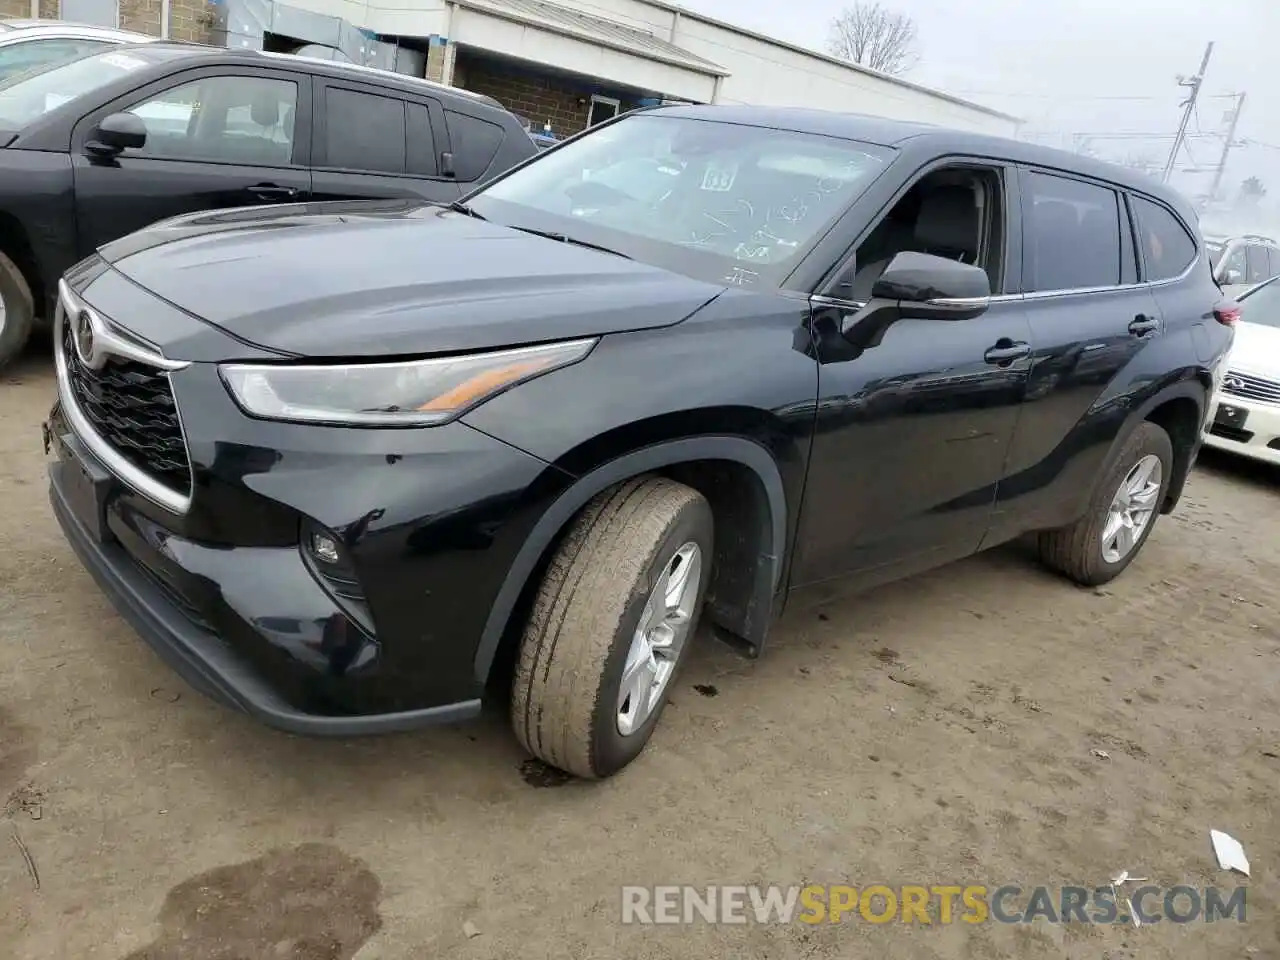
xmin=310 ymin=530 xmax=342 ymax=565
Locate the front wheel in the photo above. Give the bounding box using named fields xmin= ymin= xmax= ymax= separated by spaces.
xmin=1037 ymin=421 xmax=1173 ymax=586
xmin=0 ymin=249 xmax=35 ymax=371
xmin=511 ymin=476 xmax=714 ymax=779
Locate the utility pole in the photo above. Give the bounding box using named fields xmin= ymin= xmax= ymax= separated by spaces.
xmin=1161 ymin=41 xmax=1215 ymax=184
xmin=1207 ymin=91 xmax=1246 ymax=205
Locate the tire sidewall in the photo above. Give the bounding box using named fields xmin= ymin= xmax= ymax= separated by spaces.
xmin=588 ymin=498 xmax=714 ymax=776
xmin=0 ymin=250 xmax=35 ymax=370
xmin=1093 ymin=424 xmax=1173 ymax=579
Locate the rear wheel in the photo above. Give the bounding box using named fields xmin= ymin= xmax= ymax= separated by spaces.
xmin=0 ymin=249 xmax=35 ymax=371
xmin=511 ymin=476 xmax=714 ymax=779
xmin=1038 ymin=421 xmax=1173 ymax=586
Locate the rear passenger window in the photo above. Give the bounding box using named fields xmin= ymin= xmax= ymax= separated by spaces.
xmin=444 ymin=109 xmax=505 ymax=182
xmin=324 ymin=88 xmax=406 ymax=174
xmin=1024 ymin=172 xmax=1121 ymax=292
xmin=1130 ymin=196 xmax=1197 ymax=282
xmin=1246 ymin=244 xmax=1272 ymax=284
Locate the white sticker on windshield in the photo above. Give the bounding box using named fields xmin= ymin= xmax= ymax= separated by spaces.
xmin=700 ymin=162 xmax=738 ymax=192
xmin=98 ymin=52 xmax=148 ymax=71
xmin=44 ymin=93 xmax=73 ymax=111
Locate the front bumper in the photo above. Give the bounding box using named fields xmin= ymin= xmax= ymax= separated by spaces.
xmin=49 ymin=446 xmax=481 ymax=734
xmin=1202 ymin=391 xmax=1280 ymax=466
xmin=45 ymin=269 xmax=573 ymax=734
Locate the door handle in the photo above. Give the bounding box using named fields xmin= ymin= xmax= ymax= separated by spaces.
xmin=983 ymin=340 xmax=1031 ymax=365
xmin=1129 ymin=314 xmax=1160 ymax=337
xmin=247 ymin=183 xmax=299 ymax=200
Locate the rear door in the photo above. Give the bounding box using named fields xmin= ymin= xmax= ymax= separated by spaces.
xmin=990 ymin=169 xmax=1163 ymax=535
xmin=72 ymin=65 xmax=312 ymax=256
xmin=1246 ymin=243 xmax=1276 ymax=289
xmin=308 ymin=80 xmax=462 ymax=204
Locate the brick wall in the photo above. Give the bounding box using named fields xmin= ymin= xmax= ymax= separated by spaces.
xmin=118 ymin=0 xmax=161 ymax=35
xmin=0 ymin=0 xmax=29 ymax=19
xmin=167 ymin=0 xmax=212 ymax=43
xmin=454 ymin=53 xmax=643 ymax=140
xmin=37 ymin=0 xmax=55 ymax=19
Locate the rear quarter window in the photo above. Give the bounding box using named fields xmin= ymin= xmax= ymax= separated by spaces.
xmin=444 ymin=108 xmax=504 ymax=182
xmin=1130 ymin=195 xmax=1197 ymax=281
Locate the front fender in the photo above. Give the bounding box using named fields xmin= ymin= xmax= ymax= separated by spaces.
xmin=472 ymin=436 xmax=788 ymax=684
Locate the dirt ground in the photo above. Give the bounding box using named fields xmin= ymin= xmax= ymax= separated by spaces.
xmin=2 ymin=343 xmax=1278 ymax=960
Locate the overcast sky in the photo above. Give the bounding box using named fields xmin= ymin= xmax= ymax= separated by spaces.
xmin=681 ymin=0 xmax=1278 ymax=213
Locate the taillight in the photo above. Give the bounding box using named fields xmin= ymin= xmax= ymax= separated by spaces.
xmin=1214 ymin=304 xmax=1241 ymax=326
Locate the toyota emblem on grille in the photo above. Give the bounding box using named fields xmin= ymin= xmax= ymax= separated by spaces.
xmin=1223 ymin=376 xmax=1245 ymax=391
xmin=73 ymin=310 xmax=101 ymax=369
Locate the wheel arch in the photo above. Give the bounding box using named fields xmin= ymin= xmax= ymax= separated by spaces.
xmin=473 ymin=436 xmax=788 ymax=685
xmin=1121 ymin=375 xmax=1208 ymax=514
xmin=0 ymin=211 xmax=43 ymax=316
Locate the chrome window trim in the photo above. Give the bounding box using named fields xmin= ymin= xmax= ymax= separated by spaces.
xmin=54 ymin=279 xmax=194 ymax=516
xmin=812 ymin=246 xmax=1200 ymax=311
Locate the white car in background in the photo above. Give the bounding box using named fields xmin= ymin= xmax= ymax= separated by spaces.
xmin=1205 ymin=233 xmax=1280 ymax=299
xmin=0 ymin=18 xmax=157 ymax=81
xmin=1203 ymin=274 xmax=1280 ymax=465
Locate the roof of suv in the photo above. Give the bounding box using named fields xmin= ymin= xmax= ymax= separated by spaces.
xmin=649 ymin=104 xmax=1200 ymax=223
xmin=106 ymin=42 xmax=506 ymax=112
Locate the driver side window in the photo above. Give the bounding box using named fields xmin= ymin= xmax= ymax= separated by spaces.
xmin=124 ymin=74 xmax=298 ymax=166
xmin=832 ymin=165 xmax=1006 ymax=303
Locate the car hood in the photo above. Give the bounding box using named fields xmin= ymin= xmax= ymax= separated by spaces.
xmin=1227 ymin=320 xmax=1280 ymax=377
xmin=97 ymin=199 xmax=726 ymax=358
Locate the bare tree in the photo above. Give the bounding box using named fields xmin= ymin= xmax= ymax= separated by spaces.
xmin=826 ymin=2 xmax=919 ymax=76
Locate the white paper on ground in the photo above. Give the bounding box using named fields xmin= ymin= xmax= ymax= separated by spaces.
xmin=1210 ymin=830 xmax=1251 ymax=876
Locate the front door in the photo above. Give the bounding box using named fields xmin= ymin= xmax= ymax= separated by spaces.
xmin=72 ymin=67 xmax=313 ymax=257
xmin=789 ymin=161 xmax=1033 ymax=597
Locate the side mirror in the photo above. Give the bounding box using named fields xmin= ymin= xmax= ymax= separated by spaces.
xmin=87 ymin=112 xmax=147 ymax=156
xmin=870 ymin=251 xmax=992 ymax=319
xmin=439 ymin=151 xmax=456 ymax=178
xmin=839 ymin=251 xmax=991 ymax=348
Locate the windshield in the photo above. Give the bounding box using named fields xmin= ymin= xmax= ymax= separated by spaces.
xmin=1240 ymin=277 xmax=1280 ymax=328
xmin=468 ymin=113 xmax=894 ymax=288
xmin=0 ymin=46 xmax=183 ymax=128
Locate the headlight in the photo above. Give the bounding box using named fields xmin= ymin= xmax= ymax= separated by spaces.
xmin=219 ymin=338 xmax=596 ymax=426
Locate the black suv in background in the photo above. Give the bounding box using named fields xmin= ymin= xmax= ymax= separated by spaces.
xmin=46 ymin=106 xmax=1234 ymax=780
xmin=0 ymin=42 xmax=537 ymax=367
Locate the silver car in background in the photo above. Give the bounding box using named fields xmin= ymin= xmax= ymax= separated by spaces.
xmin=0 ymin=18 xmax=158 ymax=81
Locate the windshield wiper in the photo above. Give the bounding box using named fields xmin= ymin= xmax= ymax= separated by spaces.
xmin=447 ymin=199 xmax=487 ymax=220
xmin=510 ymin=225 xmax=632 ymax=259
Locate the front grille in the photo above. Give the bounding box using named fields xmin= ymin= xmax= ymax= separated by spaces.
xmin=1222 ymin=370 xmax=1280 ymax=406
xmin=61 ymin=321 xmax=191 ymax=496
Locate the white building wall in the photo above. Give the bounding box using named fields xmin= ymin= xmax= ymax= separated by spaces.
xmin=450 ymin=6 xmax=717 ymax=102
xmin=672 ymin=18 xmax=1018 ymax=136
xmin=252 ymin=0 xmax=1020 ymax=136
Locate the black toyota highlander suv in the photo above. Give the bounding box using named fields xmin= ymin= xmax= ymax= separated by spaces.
xmin=0 ymin=42 xmax=537 ymax=368
xmin=45 ymin=105 xmax=1236 ymax=780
